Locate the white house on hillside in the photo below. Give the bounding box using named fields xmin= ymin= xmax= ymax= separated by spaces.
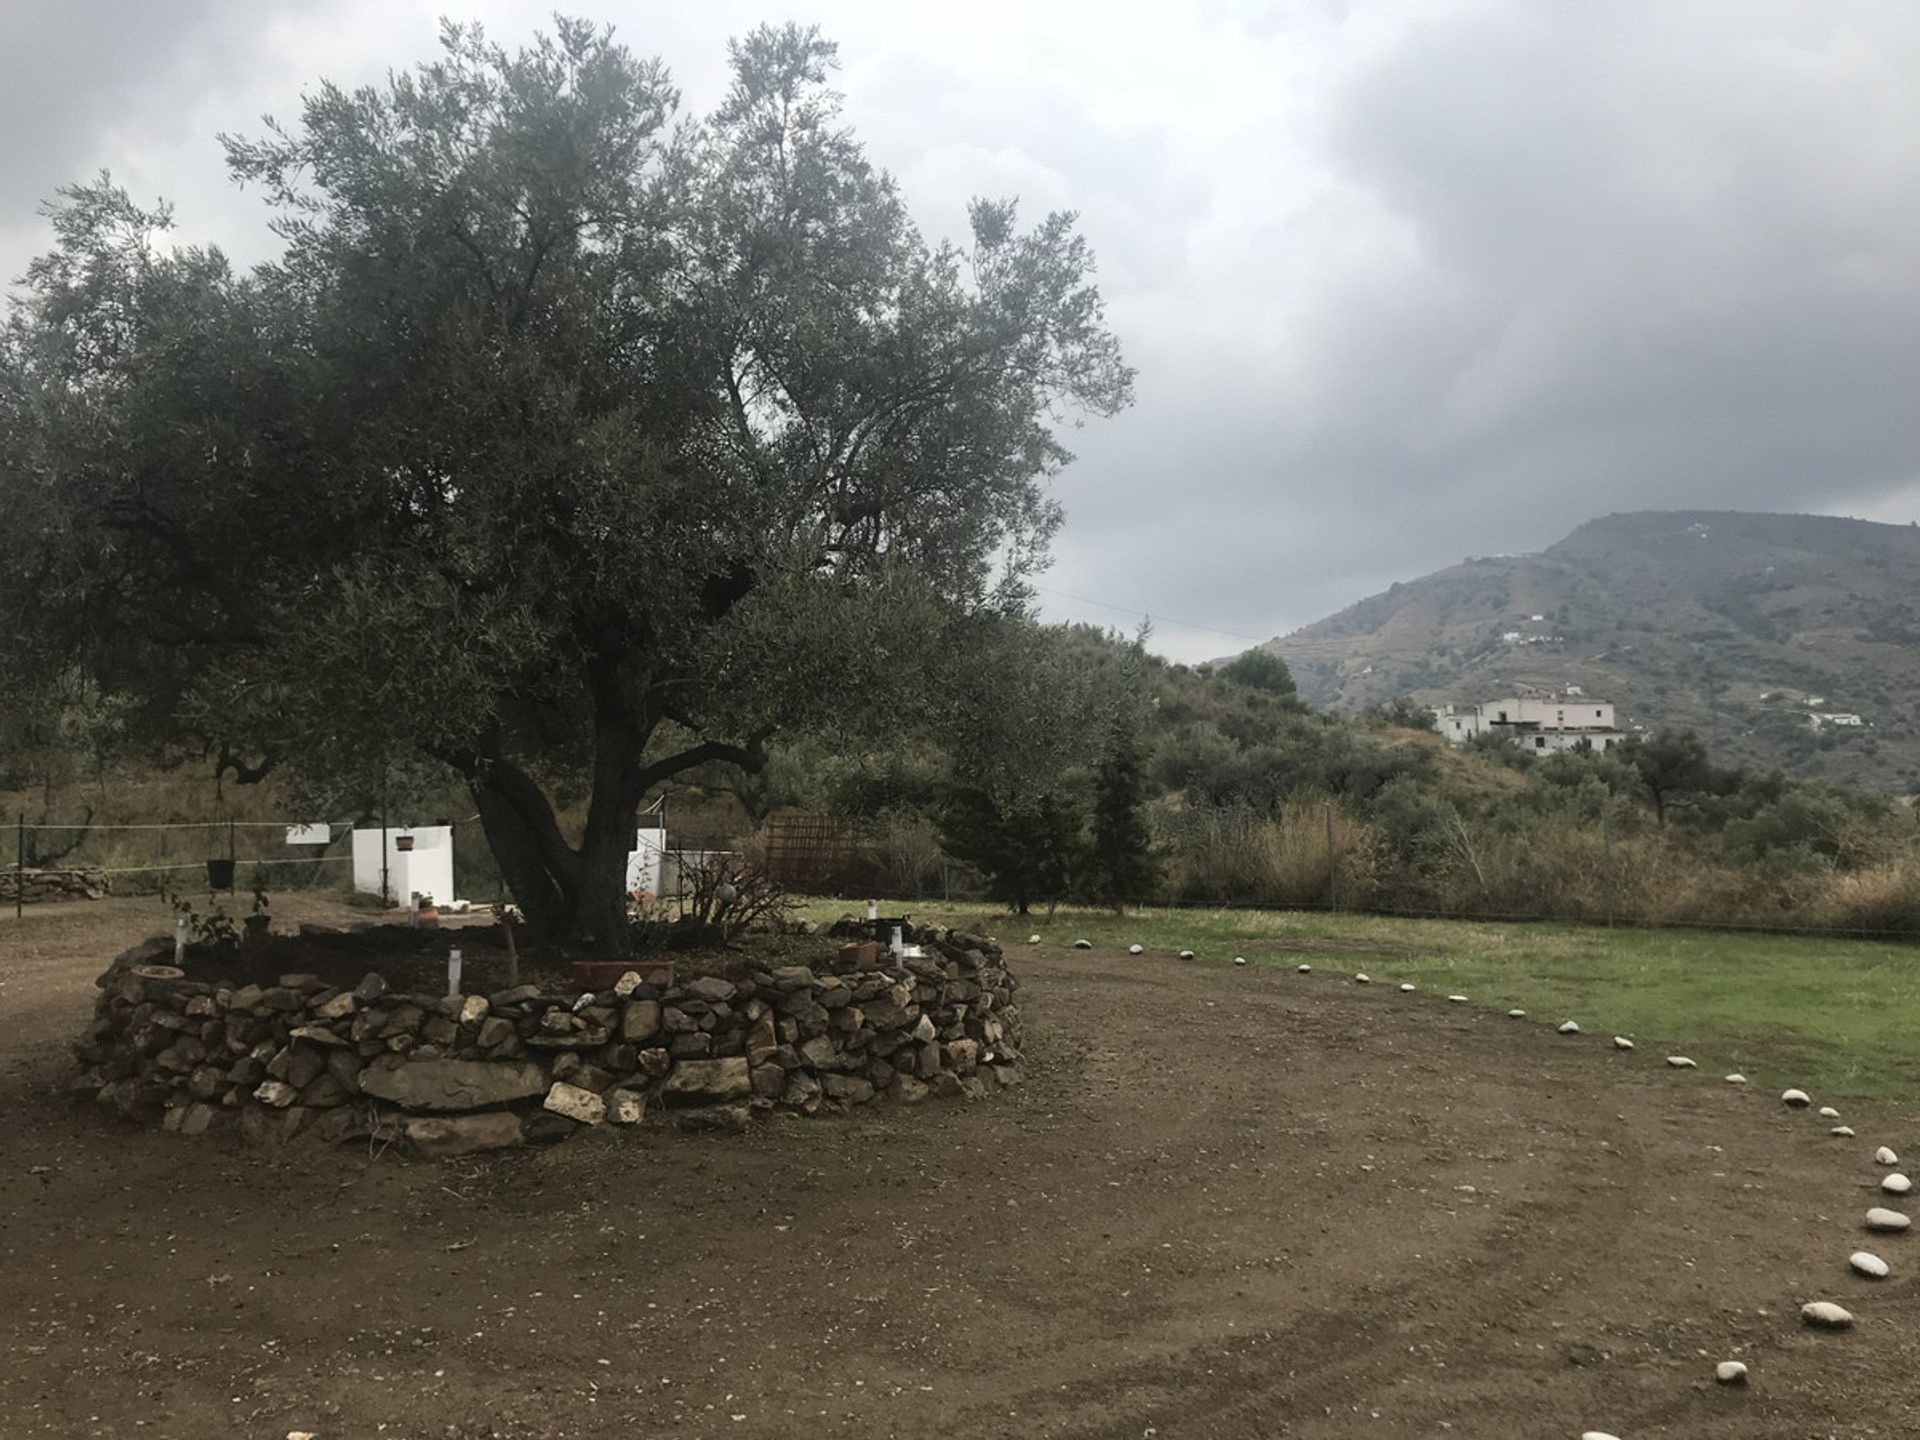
xmin=1434 ymin=696 xmax=1627 ymax=754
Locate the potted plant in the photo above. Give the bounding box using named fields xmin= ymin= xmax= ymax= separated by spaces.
xmin=205 ymin=857 xmax=236 ymax=891
xmin=394 ymin=834 xmax=416 ymax=852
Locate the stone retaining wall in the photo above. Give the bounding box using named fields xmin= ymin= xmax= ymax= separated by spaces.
xmin=72 ymin=929 xmax=1023 ymax=1157
xmin=4 ymin=867 xmax=109 ymax=904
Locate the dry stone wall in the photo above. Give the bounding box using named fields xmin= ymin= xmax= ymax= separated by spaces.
xmin=4 ymin=867 xmax=108 ymax=904
xmin=73 ymin=928 xmax=1023 ymax=1157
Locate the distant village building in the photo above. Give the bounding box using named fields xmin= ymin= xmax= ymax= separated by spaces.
xmin=1809 ymin=711 xmax=1865 ymax=731
xmin=1433 ymin=697 xmax=1627 ymax=754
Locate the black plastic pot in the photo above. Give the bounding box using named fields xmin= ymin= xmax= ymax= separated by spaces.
xmin=206 ymin=857 xmax=236 ymax=890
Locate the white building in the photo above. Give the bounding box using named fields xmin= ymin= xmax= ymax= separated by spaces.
xmin=1433 ymin=697 xmax=1627 ymax=754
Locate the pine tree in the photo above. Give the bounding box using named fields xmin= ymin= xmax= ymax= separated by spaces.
xmin=1086 ymin=709 xmax=1158 ymax=911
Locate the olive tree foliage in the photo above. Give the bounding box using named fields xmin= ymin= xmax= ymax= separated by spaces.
xmin=0 ymin=18 xmax=1133 ymax=946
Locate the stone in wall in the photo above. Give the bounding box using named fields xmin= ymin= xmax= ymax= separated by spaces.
xmin=73 ymin=922 xmax=1024 ymax=1158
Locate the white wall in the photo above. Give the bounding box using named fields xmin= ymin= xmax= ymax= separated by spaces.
xmin=351 ymin=825 xmax=455 ymax=906
xmin=626 ymin=828 xmax=666 ymax=896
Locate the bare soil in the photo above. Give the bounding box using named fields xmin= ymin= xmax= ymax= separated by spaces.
xmin=3 ymin=896 xmax=1916 ymax=1438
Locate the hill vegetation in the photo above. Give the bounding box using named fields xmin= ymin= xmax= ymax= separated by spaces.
xmin=1259 ymin=510 xmax=1920 ymax=794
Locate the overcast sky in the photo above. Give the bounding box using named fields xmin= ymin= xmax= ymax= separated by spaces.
xmin=5 ymin=0 xmax=1917 ymax=661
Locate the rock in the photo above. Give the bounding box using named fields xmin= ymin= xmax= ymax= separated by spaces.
xmin=1666 ymin=1056 xmax=1696 ymax=1068
xmin=1849 ymin=1250 xmax=1889 ymax=1279
xmin=1298 ymin=964 xmax=1311 ymax=974
xmin=911 ymin=1014 xmax=937 ymax=1043
xmin=358 ymin=1058 xmax=547 ymax=1111
xmin=1610 ymin=1036 xmax=1632 ymax=1050
xmin=607 ymin=1090 xmax=646 ymax=1125
xmin=619 ymin=1001 xmax=662 ymax=1043
xmin=1864 ymin=1207 xmax=1910 ymax=1232
xmin=745 ymin=1013 xmax=779 ymax=1067
xmin=1507 ymin=1009 xmax=1526 ymax=1018
xmin=1580 ymin=1433 xmax=1623 ymax=1440
xmin=458 ymin=995 xmax=488 ymax=1026
xmin=1073 ymin=939 xmax=1092 ymax=949
xmin=544 ymin=1082 xmax=606 ymax=1125
xmin=1832 ymin=1125 xmax=1856 ymax=1138
xmin=1724 ymin=1074 xmax=1747 ymax=1084
xmin=1128 ymin=944 xmax=1144 ymax=956
xmin=353 ymin=972 xmax=389 ymax=1003
xmin=1448 ymin=995 xmax=1468 ymax=1004
xmin=750 ymin=1063 xmax=785 ymax=1099
xmin=1354 ymin=973 xmax=1370 ymax=984
xmin=1398 ymin=983 xmax=1415 ymax=993
xmin=1875 ymin=1146 xmax=1899 ymax=1166
xmin=684 ymin=975 xmax=738 ymax=1004
xmin=1714 ymin=1361 xmax=1748 ymax=1385
xmin=253 ymin=1080 xmax=299 ymax=1108
xmin=1882 ymin=1173 xmax=1912 ymax=1195
xmin=289 ymin=1025 xmax=349 ymax=1049
xmin=314 ymin=991 xmax=357 ymax=1022
xmin=1782 ymin=1088 xmax=1811 ymax=1107
xmin=521 ymin=1111 xmax=576 ymax=1146
xmin=612 ymin=970 xmax=644 ymax=998
xmin=661 ymin=1057 xmax=752 ymax=1106
xmin=475 ymin=1016 xmax=515 ymax=1051
xmin=1027 ymin=934 xmax=1041 ymax=945
xmin=1558 ymin=1020 xmax=1581 ymax=1035
xmin=1233 ymin=956 xmax=1247 ymax=966
xmin=1818 ymin=1105 xmax=1841 ymax=1119
xmin=1179 ymin=950 xmax=1195 ymax=960
xmin=821 ymin=1072 xmax=875 ymax=1104
xmin=405 ymin=1112 xmax=524 ymax=1158
xmin=1801 ymin=1300 xmax=1854 ymax=1328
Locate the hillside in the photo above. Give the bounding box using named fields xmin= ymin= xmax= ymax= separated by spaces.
xmin=1256 ymin=511 xmax=1920 ymax=792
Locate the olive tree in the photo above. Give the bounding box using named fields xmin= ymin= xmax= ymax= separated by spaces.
xmin=0 ymin=18 xmax=1132 ymax=946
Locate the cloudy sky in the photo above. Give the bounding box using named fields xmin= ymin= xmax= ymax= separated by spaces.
xmin=5 ymin=1 xmax=1917 ymax=661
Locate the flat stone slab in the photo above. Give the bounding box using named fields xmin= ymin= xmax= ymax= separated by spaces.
xmin=360 ymin=1057 xmax=547 ymax=1112
xmin=660 ymin=1057 xmax=752 ymax=1106
xmin=405 ymin=1112 xmax=524 ymax=1158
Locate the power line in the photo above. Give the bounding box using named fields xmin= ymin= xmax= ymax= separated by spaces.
xmin=1033 ymin=585 xmax=1272 ymax=646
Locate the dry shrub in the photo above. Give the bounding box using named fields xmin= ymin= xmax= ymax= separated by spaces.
xmin=1162 ymin=800 xmax=1379 ymax=908
xmin=1809 ymin=859 xmax=1920 ymax=938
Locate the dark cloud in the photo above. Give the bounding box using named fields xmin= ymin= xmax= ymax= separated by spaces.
xmin=4 ymin=1 xmax=1916 ymax=660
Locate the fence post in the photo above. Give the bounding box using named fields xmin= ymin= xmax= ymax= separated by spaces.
xmin=14 ymin=813 xmax=22 ymax=921
xmin=1325 ymin=800 xmax=1338 ymax=915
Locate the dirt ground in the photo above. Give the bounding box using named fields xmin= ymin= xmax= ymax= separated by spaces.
xmin=2 ymin=896 xmax=1916 ymax=1439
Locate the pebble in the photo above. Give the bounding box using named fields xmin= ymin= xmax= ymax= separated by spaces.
xmin=1448 ymin=994 xmax=1468 ymax=1003
xmin=1558 ymin=1020 xmax=1581 ymax=1035
xmin=1073 ymin=940 xmax=1092 ymax=949
xmin=1027 ymin=934 xmax=1041 ymax=945
xmin=1724 ymin=1074 xmax=1747 ymax=1084
xmin=1876 ymin=1146 xmax=1899 ymax=1167
xmin=1818 ymin=1106 xmax=1841 ymax=1119
xmin=1399 ymin=982 xmax=1416 ymax=993
xmin=1781 ymin=1089 xmax=1810 ymax=1107
xmin=1179 ymin=950 xmax=1195 ymax=960
xmin=1864 ymin=1207 xmax=1910 ymax=1232
xmin=1800 ymin=1300 xmax=1854 ymax=1328
xmin=1831 ymin=1126 xmax=1855 ymax=1138
xmin=1354 ymin=973 xmax=1370 ymax=984
xmin=1507 ymin=1009 xmax=1526 ymax=1018
xmin=1128 ymin=944 xmax=1144 ymax=955
xmin=1882 ymin=1173 xmax=1911 ymax=1195
xmin=1580 ymin=1432 xmax=1623 ymax=1440
xmin=1666 ymin=1056 xmax=1695 ymax=1068
xmin=1613 ymin=1036 xmax=1634 ymax=1051
xmin=1233 ymin=956 xmax=1247 ymax=966
xmin=1297 ymin=964 xmax=1311 ymax=973
xmin=1713 ymin=1360 xmax=1748 ymax=1385
xmin=1849 ymin=1250 xmax=1889 ymax=1279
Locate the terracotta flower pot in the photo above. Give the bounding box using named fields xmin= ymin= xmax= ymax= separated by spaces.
xmin=394 ymin=835 xmax=416 ymax=852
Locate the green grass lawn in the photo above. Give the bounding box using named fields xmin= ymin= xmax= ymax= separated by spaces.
xmin=799 ymin=898 xmax=1920 ymax=1104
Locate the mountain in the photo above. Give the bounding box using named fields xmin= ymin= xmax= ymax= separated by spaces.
xmin=1256 ymin=511 xmax=1920 ymax=792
